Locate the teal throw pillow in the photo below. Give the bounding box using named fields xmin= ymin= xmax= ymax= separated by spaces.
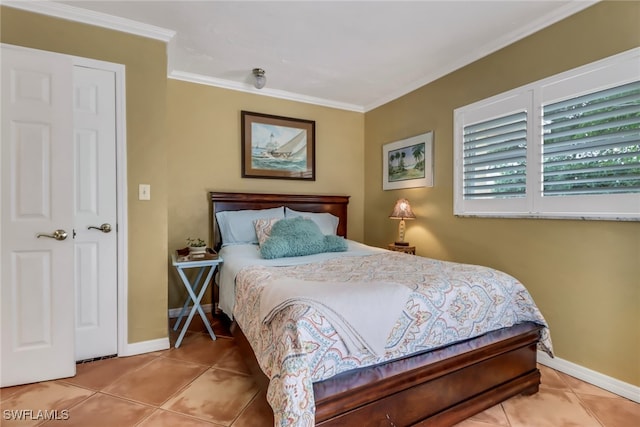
xmin=260 ymin=217 xmax=347 ymax=259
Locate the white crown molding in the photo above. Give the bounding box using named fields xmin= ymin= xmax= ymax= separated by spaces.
xmin=3 ymin=1 xmax=176 ymax=42
xmin=364 ymin=0 xmax=600 ymax=111
xmin=3 ymin=0 xmax=363 ymax=112
xmin=5 ymin=0 xmax=600 ymax=112
xmin=169 ymin=70 xmax=365 ymax=113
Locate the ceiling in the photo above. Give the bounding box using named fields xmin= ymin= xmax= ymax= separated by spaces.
xmin=11 ymin=1 xmax=597 ymax=112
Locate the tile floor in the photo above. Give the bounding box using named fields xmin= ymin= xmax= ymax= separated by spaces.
xmin=1 ymin=314 xmax=638 ymax=427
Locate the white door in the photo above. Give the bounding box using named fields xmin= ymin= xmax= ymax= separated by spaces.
xmin=72 ymin=65 xmax=118 ymax=361
xmin=1 ymin=46 xmax=76 ymax=386
xmin=1 ymin=46 xmax=121 ymax=386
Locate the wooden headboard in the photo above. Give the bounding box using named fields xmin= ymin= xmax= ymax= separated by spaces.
xmin=209 ymin=192 xmax=350 ymax=251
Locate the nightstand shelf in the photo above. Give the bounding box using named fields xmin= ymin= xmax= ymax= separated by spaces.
xmin=388 ymin=244 xmax=416 ymax=255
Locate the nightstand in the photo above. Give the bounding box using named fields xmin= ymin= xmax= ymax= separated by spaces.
xmin=388 ymin=244 xmax=416 ymax=255
xmin=171 ymin=253 xmax=223 ymax=348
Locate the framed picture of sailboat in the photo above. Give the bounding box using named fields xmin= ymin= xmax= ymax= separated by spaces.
xmin=241 ymin=111 xmax=316 ymax=180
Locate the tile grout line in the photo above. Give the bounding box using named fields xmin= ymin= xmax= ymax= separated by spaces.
xmin=228 ymin=387 xmax=264 ymax=427
xmin=150 ymin=320 xmax=251 ymax=417
xmin=570 ymin=390 xmax=608 ymax=427
xmin=499 ymin=403 xmax=512 ymax=427
xmin=35 ymin=388 xmax=98 ymax=427
xmin=161 ymin=406 xmax=229 ymax=426
xmin=96 ymin=362 xmax=210 ymax=410
xmin=60 ymin=352 xmax=163 ymax=394
xmin=132 ymin=407 xmax=157 ymax=427
xmin=552 ymin=366 xmax=622 ymax=427
xmin=158 ymin=325 xmax=262 ymax=424
xmin=155 ymin=365 xmax=213 ymax=409
xmin=543 ymin=368 xmax=608 ymax=427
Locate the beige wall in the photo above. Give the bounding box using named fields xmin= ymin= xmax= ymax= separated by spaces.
xmin=1 ymin=7 xmax=365 ymax=339
xmin=166 ymin=80 xmax=365 ymax=308
xmin=1 ymin=6 xmax=169 ymax=343
xmin=364 ymin=1 xmax=640 ymax=386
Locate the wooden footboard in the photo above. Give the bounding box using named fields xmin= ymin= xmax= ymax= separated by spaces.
xmin=232 ymin=321 xmax=543 ymax=427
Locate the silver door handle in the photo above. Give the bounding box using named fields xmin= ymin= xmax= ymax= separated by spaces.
xmin=36 ymin=229 xmax=68 ymax=240
xmin=88 ymin=223 xmax=112 ymax=233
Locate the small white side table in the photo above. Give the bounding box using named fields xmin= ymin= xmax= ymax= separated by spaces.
xmin=171 ymin=253 xmax=223 ymax=348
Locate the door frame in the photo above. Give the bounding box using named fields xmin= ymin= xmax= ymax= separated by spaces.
xmin=1 ymin=43 xmax=130 ymax=358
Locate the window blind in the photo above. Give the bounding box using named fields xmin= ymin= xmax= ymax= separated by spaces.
xmin=542 ymin=81 xmax=640 ymax=196
xmin=463 ymin=111 xmax=527 ymax=199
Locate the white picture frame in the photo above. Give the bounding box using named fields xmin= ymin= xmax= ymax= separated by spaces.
xmin=382 ymin=131 xmax=434 ymax=190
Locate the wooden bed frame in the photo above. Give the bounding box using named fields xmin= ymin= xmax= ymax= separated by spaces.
xmin=209 ymin=191 xmax=543 ymax=426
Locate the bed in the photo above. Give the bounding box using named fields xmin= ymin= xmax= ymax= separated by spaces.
xmin=209 ymin=191 xmax=552 ymax=427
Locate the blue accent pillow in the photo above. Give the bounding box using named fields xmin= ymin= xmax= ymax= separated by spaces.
xmin=260 ymin=217 xmax=348 ymax=259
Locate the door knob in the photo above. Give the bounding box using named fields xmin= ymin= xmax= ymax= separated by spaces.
xmin=88 ymin=223 xmax=112 ymax=233
xmin=36 ymin=229 xmax=68 ymax=240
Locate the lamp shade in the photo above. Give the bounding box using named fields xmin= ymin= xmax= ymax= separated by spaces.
xmin=389 ymin=199 xmax=416 ymax=219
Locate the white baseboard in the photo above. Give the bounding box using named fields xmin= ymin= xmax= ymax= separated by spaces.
xmin=118 ymin=337 xmax=170 ymax=357
xmin=168 ymin=303 xmax=213 ymax=319
xmin=115 ymin=305 xmax=217 ymax=357
xmin=538 ymin=351 xmax=639 ymax=403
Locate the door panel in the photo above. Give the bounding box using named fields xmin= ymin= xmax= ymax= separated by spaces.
xmin=75 ymin=242 xmax=99 ymax=327
xmin=1 ymin=45 xmax=76 ymax=387
xmin=13 ymin=122 xmax=51 ymax=217
xmin=72 ymin=66 xmax=118 ymax=360
xmin=12 ymin=251 xmax=53 ymax=346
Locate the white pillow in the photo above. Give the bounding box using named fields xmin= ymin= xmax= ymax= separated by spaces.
xmin=216 ymin=207 xmax=284 ymax=245
xmin=284 ymin=207 xmax=339 ymax=235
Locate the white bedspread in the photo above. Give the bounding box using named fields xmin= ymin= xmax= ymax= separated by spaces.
xmin=259 ymin=278 xmax=411 ymax=356
xmin=217 ymin=240 xmax=385 ymax=318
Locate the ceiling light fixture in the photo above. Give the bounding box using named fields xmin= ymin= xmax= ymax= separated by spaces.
xmin=252 ymin=68 xmax=266 ymax=89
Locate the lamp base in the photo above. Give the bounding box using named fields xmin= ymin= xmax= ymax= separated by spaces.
xmin=394 ymin=241 xmax=410 ymax=246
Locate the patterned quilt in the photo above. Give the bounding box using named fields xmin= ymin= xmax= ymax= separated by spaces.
xmin=233 ymin=251 xmax=553 ymax=427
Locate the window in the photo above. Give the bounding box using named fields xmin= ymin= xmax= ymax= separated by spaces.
xmin=454 ymin=48 xmax=639 ymax=220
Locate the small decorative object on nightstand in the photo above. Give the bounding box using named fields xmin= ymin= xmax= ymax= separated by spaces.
xmin=186 ymin=237 xmax=207 ymax=256
xmin=388 ymin=243 xmax=416 ymax=255
xmin=389 ymin=198 xmax=416 ymax=246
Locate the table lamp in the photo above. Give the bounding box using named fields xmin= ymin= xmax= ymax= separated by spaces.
xmin=389 ymin=198 xmax=416 ymax=246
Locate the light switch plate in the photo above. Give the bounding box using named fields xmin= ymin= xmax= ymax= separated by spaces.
xmin=138 ymin=184 xmax=151 ymax=200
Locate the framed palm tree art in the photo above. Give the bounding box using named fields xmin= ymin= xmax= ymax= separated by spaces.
xmin=382 ymin=131 xmax=434 ymax=190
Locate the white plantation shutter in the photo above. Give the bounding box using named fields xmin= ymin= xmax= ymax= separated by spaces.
xmin=542 ymin=81 xmax=640 ymax=196
xmin=463 ymin=111 xmax=528 ymax=199
xmin=454 ymin=48 xmax=640 ymax=220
